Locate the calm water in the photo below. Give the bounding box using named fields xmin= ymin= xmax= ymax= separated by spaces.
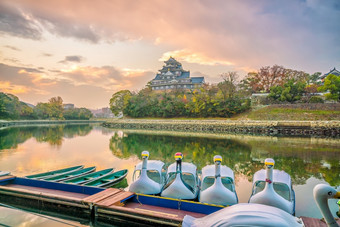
xmin=0 ymin=124 xmax=339 ymax=225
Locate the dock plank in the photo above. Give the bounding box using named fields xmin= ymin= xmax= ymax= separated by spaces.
xmin=97 ymin=191 xmax=134 ymax=207
xmin=301 ymin=216 xmax=340 ymax=227
xmin=0 ymin=184 xmax=88 ymax=200
xmin=83 ymin=188 xmax=122 ymax=203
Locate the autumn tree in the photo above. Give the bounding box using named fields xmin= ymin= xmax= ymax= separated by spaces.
xmin=109 ymin=90 xmax=132 ymax=116
xmin=243 ymin=65 xmax=307 ymax=93
xmin=218 ymin=72 xmax=238 ymax=101
xmin=48 ymin=96 xmax=64 ymax=119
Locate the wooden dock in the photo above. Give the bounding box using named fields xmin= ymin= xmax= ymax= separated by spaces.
xmin=1 ymin=175 xmax=339 ymax=226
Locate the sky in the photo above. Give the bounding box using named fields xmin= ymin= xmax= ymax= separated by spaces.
xmin=0 ymin=0 xmax=339 ymax=109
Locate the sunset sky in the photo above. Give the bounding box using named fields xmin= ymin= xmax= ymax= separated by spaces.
xmin=0 ymin=0 xmax=339 ymax=109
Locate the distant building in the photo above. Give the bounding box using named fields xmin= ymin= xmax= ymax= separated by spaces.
xmin=320 ymin=67 xmax=340 ymax=81
xmin=150 ymin=57 xmax=205 ymax=91
xmin=63 ymin=103 xmax=74 ymax=109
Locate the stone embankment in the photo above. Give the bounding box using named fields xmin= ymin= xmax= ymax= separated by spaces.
xmin=103 ymin=120 xmax=340 ymax=137
xmin=0 ymin=120 xmax=104 ymax=128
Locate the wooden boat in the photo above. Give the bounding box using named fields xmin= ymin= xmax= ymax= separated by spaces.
xmin=161 ymin=152 xmax=199 ymax=200
xmin=248 ymin=158 xmax=295 ymax=215
xmin=43 ymin=166 xmax=96 ymax=182
xmin=25 ymin=165 xmax=84 ymax=180
xmin=83 ymin=169 xmax=128 ymax=188
xmin=129 ymin=151 xmax=165 ymax=194
xmin=199 ymin=155 xmax=238 ymax=206
xmin=0 ymin=171 xmax=10 ymax=177
xmin=62 ymin=168 xmax=114 ymax=185
xmin=183 ymin=184 xmax=340 ymax=227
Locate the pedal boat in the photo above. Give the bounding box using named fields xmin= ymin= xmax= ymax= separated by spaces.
xmin=161 ymin=152 xmax=199 ymax=200
xmin=249 ymin=158 xmax=295 ymax=215
xmin=129 ymin=151 xmax=165 ymax=195
xmin=199 ymin=155 xmax=238 ymax=206
xmin=183 ymin=184 xmax=340 ymax=227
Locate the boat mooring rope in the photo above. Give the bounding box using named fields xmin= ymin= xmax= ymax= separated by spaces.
xmin=0 ymin=203 xmax=80 ymax=227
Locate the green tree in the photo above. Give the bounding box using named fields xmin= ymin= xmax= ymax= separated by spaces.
xmin=269 ymin=79 xmax=306 ymax=103
xmin=109 ymin=90 xmax=132 ymax=116
xmin=318 ymin=74 xmax=340 ymax=101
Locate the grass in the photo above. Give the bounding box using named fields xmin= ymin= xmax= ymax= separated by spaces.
xmin=245 ymin=106 xmax=340 ymax=121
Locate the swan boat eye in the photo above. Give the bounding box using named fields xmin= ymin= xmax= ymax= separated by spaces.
xmin=328 ymin=191 xmax=333 ymax=196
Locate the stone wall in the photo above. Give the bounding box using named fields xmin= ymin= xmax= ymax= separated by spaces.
xmin=102 ymin=120 xmax=340 ymax=138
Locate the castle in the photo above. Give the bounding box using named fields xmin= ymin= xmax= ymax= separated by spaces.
xmin=150 ymin=57 xmax=205 ymax=91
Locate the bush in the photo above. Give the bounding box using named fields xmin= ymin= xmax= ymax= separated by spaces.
xmin=309 ymin=96 xmax=324 ymax=103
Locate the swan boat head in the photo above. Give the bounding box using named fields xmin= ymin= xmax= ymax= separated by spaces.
xmin=199 ymin=155 xmax=238 ymax=206
xmin=129 ymin=151 xmax=163 ymax=195
xmin=161 ymin=152 xmax=198 ymax=200
xmin=313 ymin=184 xmax=340 ymax=227
xmin=249 ymin=158 xmax=294 ymax=215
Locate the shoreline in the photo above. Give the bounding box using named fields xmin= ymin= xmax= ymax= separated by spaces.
xmin=102 ymin=119 xmax=340 ymax=138
xmin=0 ymin=120 xmax=105 ymax=128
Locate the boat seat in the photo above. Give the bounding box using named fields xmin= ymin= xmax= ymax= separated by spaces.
xmin=254 ymin=181 xmax=291 ymax=201
xmin=201 ymin=177 xmax=234 ymax=192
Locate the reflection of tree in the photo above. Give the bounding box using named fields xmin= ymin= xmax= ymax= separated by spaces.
xmin=109 ymin=132 xmax=252 ymax=170
xmin=0 ymin=127 xmax=32 ymax=150
xmin=0 ymin=124 xmax=93 ymax=150
xmin=108 ymin=131 xmax=340 ymax=186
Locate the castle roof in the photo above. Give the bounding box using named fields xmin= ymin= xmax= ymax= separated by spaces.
xmin=321 ymin=67 xmax=340 ymax=79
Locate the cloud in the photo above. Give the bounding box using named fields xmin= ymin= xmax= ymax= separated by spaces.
xmin=1 ymin=0 xmax=338 ymax=73
xmin=41 ymin=52 xmax=53 ymax=57
xmin=59 ymin=65 xmax=154 ymax=91
xmin=160 ymin=49 xmax=234 ymax=66
xmin=3 ymin=45 xmax=21 ymax=51
xmin=0 ymin=1 xmax=42 ymax=40
xmin=58 ymin=55 xmax=85 ymax=64
xmin=0 ymin=62 xmax=154 ymax=108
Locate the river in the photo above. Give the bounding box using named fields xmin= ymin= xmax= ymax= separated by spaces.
xmin=0 ymin=124 xmax=339 ymax=226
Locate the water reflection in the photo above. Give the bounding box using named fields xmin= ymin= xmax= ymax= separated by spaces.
xmin=109 ymin=130 xmax=340 ymax=186
xmin=0 ymin=125 xmax=339 ymax=220
xmin=0 ymin=124 xmax=93 ymax=149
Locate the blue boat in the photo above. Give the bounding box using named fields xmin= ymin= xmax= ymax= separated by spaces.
xmin=25 ymin=165 xmax=84 ymax=180
xmin=43 ymin=166 xmax=96 ymax=182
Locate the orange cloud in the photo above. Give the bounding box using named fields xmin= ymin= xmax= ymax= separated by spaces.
xmin=0 ymin=81 xmax=29 ymax=94
xmin=160 ymin=49 xmax=234 ymax=66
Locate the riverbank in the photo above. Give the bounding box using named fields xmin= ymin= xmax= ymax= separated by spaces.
xmin=102 ymin=119 xmax=340 ymax=138
xmin=0 ymin=120 xmax=104 ymax=128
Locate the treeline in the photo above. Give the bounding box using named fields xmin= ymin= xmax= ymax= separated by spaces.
xmin=0 ymin=93 xmax=93 ymax=120
xmin=241 ymin=65 xmax=339 ymax=103
xmin=110 ymin=72 xmax=251 ymax=118
xmin=110 ymin=65 xmax=340 ymax=118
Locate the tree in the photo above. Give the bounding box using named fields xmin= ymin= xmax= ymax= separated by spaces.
xmin=109 ymin=90 xmax=132 ymax=116
xmin=269 ymin=79 xmax=306 ymax=103
xmin=48 ymin=96 xmax=64 ymax=119
xmin=318 ymin=74 xmax=340 ymax=101
xmin=243 ymin=65 xmax=307 ymax=93
xmin=307 ymin=72 xmax=322 ymax=85
xmin=218 ymin=72 xmax=238 ymax=101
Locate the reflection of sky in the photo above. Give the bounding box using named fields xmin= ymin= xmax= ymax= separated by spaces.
xmin=0 ymin=206 xmax=86 ymax=227
xmin=0 ymin=125 xmax=339 ymax=221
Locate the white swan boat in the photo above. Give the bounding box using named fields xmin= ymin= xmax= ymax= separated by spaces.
xmin=129 ymin=151 xmax=165 ymax=195
xmin=161 ymin=152 xmax=199 ymax=200
xmin=199 ymin=155 xmax=238 ymax=206
xmin=249 ymin=158 xmax=295 ymax=215
xmin=183 ymin=184 xmax=340 ymax=227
